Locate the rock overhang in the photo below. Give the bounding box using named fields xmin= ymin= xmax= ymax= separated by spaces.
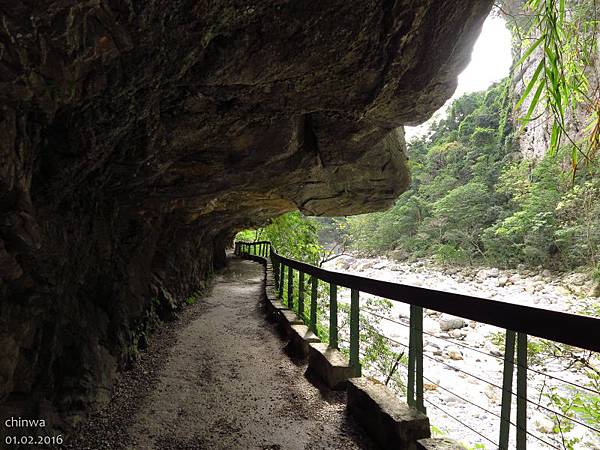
xmin=0 ymin=0 xmax=494 ymax=423
xmin=2 ymin=0 xmax=493 ymax=238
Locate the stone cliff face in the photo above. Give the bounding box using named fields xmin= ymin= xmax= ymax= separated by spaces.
xmin=0 ymin=0 xmax=493 ymax=426
xmin=503 ymin=0 xmax=600 ymax=160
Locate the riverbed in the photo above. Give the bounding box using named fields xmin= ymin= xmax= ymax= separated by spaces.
xmin=323 ymin=255 xmax=600 ymax=449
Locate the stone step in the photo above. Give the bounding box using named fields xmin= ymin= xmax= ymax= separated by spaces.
xmin=271 ymin=299 xmax=288 ymax=310
xmin=264 ymin=290 xmax=288 ymax=317
xmin=417 ymin=438 xmax=466 ymax=450
xmin=265 ymin=288 xmax=279 ymax=302
xmin=288 ymin=324 xmax=320 ymax=357
xmin=279 ymin=309 xmax=304 ymax=326
xmin=347 ymin=377 xmax=430 ymax=450
xmin=308 ymin=343 xmax=356 ymax=390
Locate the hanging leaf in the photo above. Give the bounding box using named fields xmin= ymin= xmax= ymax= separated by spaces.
xmin=522 ymin=81 xmax=545 ymax=127
xmin=549 ymin=122 xmax=560 ymax=156
xmin=516 ymin=60 xmax=544 ymax=111
xmin=515 ymin=35 xmax=544 ymax=68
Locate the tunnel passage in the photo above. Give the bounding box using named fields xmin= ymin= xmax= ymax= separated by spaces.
xmin=0 ymin=0 xmax=493 ymax=427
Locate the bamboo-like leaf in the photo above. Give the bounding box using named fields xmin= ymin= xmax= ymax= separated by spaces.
xmin=544 ymin=46 xmax=557 ymax=68
xmin=516 ymin=60 xmax=544 ymax=110
xmin=515 ymin=0 xmax=596 ymax=175
xmin=549 ymin=122 xmax=560 ymax=157
xmin=522 ymin=81 xmax=545 ymax=127
xmin=570 ymin=146 xmax=579 ymax=185
xmin=515 ymin=35 xmax=544 ymax=67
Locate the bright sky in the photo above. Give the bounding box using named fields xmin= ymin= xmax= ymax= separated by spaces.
xmin=405 ymin=15 xmax=513 ymax=140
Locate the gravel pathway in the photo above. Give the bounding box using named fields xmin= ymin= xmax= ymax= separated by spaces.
xmin=64 ymin=257 xmax=375 ymax=450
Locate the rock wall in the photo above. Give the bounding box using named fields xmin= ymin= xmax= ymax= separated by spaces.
xmin=502 ymin=0 xmax=600 ymax=160
xmin=0 ymin=0 xmax=493 ymax=427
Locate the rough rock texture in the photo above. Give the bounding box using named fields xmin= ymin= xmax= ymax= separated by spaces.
xmin=0 ymin=0 xmax=493 ymax=428
xmin=503 ymin=0 xmax=600 ymax=160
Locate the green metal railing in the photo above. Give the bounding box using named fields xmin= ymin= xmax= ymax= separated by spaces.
xmin=235 ymin=240 xmax=600 ymax=449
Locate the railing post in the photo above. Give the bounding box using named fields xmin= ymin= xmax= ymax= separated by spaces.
xmin=499 ymin=330 xmax=516 ymax=450
xmin=349 ymin=289 xmax=361 ymax=376
xmin=287 ymin=266 xmax=294 ymax=309
xmin=516 ymin=332 xmax=528 ymax=450
xmin=415 ymin=306 xmax=424 ymax=413
xmin=310 ymin=276 xmax=318 ymax=334
xmin=278 ymin=263 xmax=285 ymax=299
xmin=298 ymin=271 xmax=305 ymax=319
xmin=329 ymin=283 xmax=338 ymax=349
xmin=273 ymin=259 xmax=279 ymax=286
xmin=408 ymin=305 xmax=425 ymax=413
xmin=408 ymin=305 xmax=415 ymax=407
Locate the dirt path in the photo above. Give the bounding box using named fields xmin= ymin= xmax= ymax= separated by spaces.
xmin=65 ymin=257 xmax=375 ymax=450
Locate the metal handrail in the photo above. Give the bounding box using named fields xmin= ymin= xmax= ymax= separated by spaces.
xmin=236 ymin=241 xmax=600 ymax=352
xmin=234 ymin=240 xmax=600 ymax=449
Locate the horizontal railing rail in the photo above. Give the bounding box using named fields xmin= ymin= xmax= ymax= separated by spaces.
xmin=269 ymin=249 xmax=599 ymax=353
xmin=234 ymin=240 xmax=600 ymax=450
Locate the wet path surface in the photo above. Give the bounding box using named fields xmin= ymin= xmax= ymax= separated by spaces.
xmin=66 ymin=257 xmax=375 ymax=450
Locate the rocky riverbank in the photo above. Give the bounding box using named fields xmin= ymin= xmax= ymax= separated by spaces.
xmin=332 ymin=255 xmax=599 ymax=316
xmin=325 ymin=255 xmax=600 ymax=449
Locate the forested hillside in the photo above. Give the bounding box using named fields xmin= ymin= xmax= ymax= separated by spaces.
xmin=238 ymin=1 xmax=600 ymax=277
xmin=341 ymin=80 xmax=600 ymax=275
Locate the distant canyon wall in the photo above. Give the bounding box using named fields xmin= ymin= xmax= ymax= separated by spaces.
xmin=502 ymin=0 xmax=600 ymax=160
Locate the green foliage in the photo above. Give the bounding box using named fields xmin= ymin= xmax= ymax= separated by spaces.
xmin=234 ymin=229 xmax=258 ymax=242
xmin=484 ymin=153 xmax=600 ymax=268
xmin=235 ymin=211 xmax=322 ymax=264
xmin=185 ymin=292 xmax=200 ymax=305
xmin=489 ymin=332 xmax=562 ymax=366
xmin=511 ymin=0 xmax=599 ymax=171
xmin=342 ymin=77 xmax=600 ymax=271
xmin=345 ymin=80 xmax=514 ymax=263
xmin=548 ymin=370 xmax=600 ymax=433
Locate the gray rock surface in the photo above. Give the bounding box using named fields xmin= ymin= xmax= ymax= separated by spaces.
xmin=439 ymin=315 xmax=466 ymax=332
xmin=0 ymin=0 xmax=493 ymax=426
